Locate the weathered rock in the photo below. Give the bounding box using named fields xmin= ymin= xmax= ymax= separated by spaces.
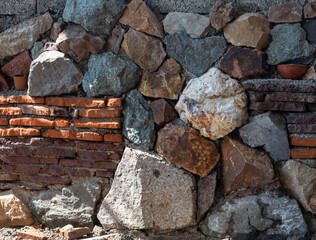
xmin=0 ymin=190 xmax=34 ymax=228
xmin=303 ymin=66 xmax=316 ymax=80
xmin=105 ymin=25 xmax=125 ymax=54
xmin=304 ymin=1 xmax=316 ymax=19
xmin=303 ymin=19 xmax=316 ymax=45
xmin=175 ymin=68 xmax=248 ymax=140
xmin=121 ymin=28 xmax=166 ymax=72
xmin=266 ymin=23 xmax=315 ymax=65
xmin=37 ymin=0 xmax=67 ymax=16
xmin=50 ymin=19 xmax=63 ymax=41
xmin=30 ymin=181 xmax=101 ymax=228
xmin=138 ymin=59 xmax=185 ymax=100
xmin=123 ymin=90 xmax=155 ymax=151
xmin=200 ymin=191 xmax=309 ymax=239
xmin=268 ymin=2 xmax=302 ymax=23
xmin=0 ymin=0 xmax=36 ymax=15
xmin=30 ymin=41 xmax=44 ymax=60
xmin=56 ymin=24 xmax=106 ymax=63
xmin=82 ymin=52 xmax=140 ymax=97
xmin=220 ymin=46 xmax=267 ymax=79
xmin=223 ymin=13 xmax=270 ymax=50
xmin=60 ymin=224 xmax=90 ymax=240
xmin=163 ymin=12 xmax=210 ymax=38
xmin=164 ymin=32 xmax=227 ymax=76
xmin=97 ymin=147 xmax=196 ymax=231
xmin=210 ymin=2 xmax=236 ymax=31
xmin=0 ymin=12 xmax=53 ymax=60
xmin=1 ymin=51 xmax=32 ymax=77
xmin=149 ymin=99 xmax=177 ymax=126
xmin=156 ymin=123 xmax=220 ymax=177
xmin=280 ymin=160 xmax=316 ymax=214
xmin=27 ymin=51 xmax=83 ymax=96
xmin=120 ymin=0 xmax=164 ymax=38
xmin=63 ymin=0 xmax=125 ymax=38
xmin=239 ymin=112 xmax=290 ymax=161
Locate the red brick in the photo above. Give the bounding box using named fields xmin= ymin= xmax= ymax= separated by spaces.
xmin=95 ymin=171 xmax=114 ymax=178
xmin=76 ymin=142 xmax=125 ymax=152
xmin=249 ymin=102 xmax=306 ymax=112
xmin=107 ymin=98 xmax=123 ymax=107
xmin=291 ymin=148 xmax=316 ymax=159
xmin=0 ymin=96 xmax=8 ymax=104
xmin=42 ymin=129 xmax=103 ymax=142
xmin=0 ymin=173 xmax=20 ymax=181
xmin=265 ymin=92 xmax=316 ymax=103
xmin=288 ymin=124 xmax=316 ymax=134
xmin=53 ymin=139 xmax=75 ymax=147
xmin=60 ymin=159 xmax=117 ymax=170
xmin=18 ymin=227 xmax=48 ymax=240
xmin=1 ymin=165 xmax=40 ymax=174
xmin=33 ymin=147 xmax=76 ymax=158
xmin=0 ymin=128 xmax=40 ymax=137
xmin=46 ymin=97 xmax=106 ymax=108
xmin=77 ymin=150 xmax=108 ymax=161
xmin=286 ymin=113 xmax=316 ymax=124
xmin=1 ymin=51 xmax=32 ymax=77
xmin=20 ymin=174 xmax=72 ymax=185
xmin=40 ymin=166 xmax=91 ymax=177
xmin=74 ymin=120 xmax=121 ymax=129
xmin=0 ymin=137 xmax=53 ymax=146
xmin=108 ymin=153 xmax=121 ymax=160
xmin=0 ymin=146 xmax=33 ymax=155
xmin=10 ymin=118 xmax=54 ymax=127
xmin=2 ymin=156 xmax=58 ymax=165
xmin=80 ymin=108 xmax=121 ymax=118
xmin=0 ymin=118 xmax=8 ymax=125
xmin=104 ymin=134 xmax=124 ymax=143
xmin=0 ymin=107 xmax=22 ymax=115
xmin=54 ymin=119 xmax=69 ymax=127
xmin=290 ymin=137 xmax=316 ymax=147
xmin=21 ymin=105 xmax=50 ymax=116
xmin=9 ymin=95 xmax=45 ymax=104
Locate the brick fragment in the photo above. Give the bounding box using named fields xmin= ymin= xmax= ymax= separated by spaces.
xmin=107 ymin=98 xmax=123 ymax=107
xmin=0 ymin=107 xmax=22 ymax=115
xmin=74 ymin=120 xmax=121 ymax=129
xmin=40 ymin=166 xmax=91 ymax=177
xmin=9 ymin=95 xmax=44 ymax=104
xmin=249 ymin=102 xmax=306 ymax=112
xmin=288 ymin=124 xmax=316 ymax=134
xmin=18 ymin=227 xmax=48 ymax=240
xmin=59 ymin=159 xmax=117 ymax=170
xmin=20 ymin=174 xmax=72 ymax=185
xmin=265 ymin=92 xmax=316 ymax=103
xmin=59 ymin=225 xmax=90 ymax=240
xmin=104 ymin=134 xmax=124 ymax=143
xmin=42 ymin=129 xmax=103 ymax=142
xmin=0 ymin=96 xmax=8 ymax=104
xmin=0 ymin=128 xmax=40 ymax=137
xmin=95 ymin=171 xmax=114 ymax=178
xmin=1 ymin=51 xmax=32 ymax=77
xmin=54 ymin=119 xmax=69 ymax=127
xmin=10 ymin=118 xmax=54 ymax=127
xmin=80 ymin=108 xmax=121 ymax=118
xmin=22 ymin=105 xmax=50 ymax=116
xmin=33 ymin=147 xmax=76 ymax=158
xmin=0 ymin=173 xmax=20 ymax=181
xmin=76 ymin=142 xmax=125 ymax=152
xmin=291 ymin=148 xmax=316 ymax=159
xmin=0 ymin=118 xmax=8 ymax=125
xmin=290 ymin=137 xmax=316 ymax=147
xmin=46 ymin=97 xmax=105 ymax=108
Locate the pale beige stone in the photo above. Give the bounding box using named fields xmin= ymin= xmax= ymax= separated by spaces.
xmin=60 ymin=224 xmax=90 ymax=240
xmin=303 ymin=67 xmax=316 ymax=81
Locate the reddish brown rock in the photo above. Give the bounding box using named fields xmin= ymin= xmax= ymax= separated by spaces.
xmin=304 ymin=1 xmax=316 ymax=19
xmin=149 ymin=99 xmax=177 ymax=126
xmin=268 ymin=2 xmax=302 ymax=23
xmin=60 ymin=224 xmax=90 ymax=240
xmin=210 ymin=1 xmax=236 ymax=31
xmin=105 ymin=25 xmax=125 ymax=54
xmin=1 ymin=51 xmax=32 ymax=77
xmin=44 ymin=42 xmax=59 ymax=51
xmin=156 ymin=123 xmax=220 ymax=177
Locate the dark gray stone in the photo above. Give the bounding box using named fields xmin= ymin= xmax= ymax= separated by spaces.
xmin=37 ymin=0 xmax=66 ymax=17
xmin=30 ymin=42 xmax=44 ymax=60
xmin=163 ymin=31 xmax=227 ymax=76
xmin=82 ymin=52 xmax=141 ymax=97
xmin=0 ymin=0 xmax=35 ymax=15
xmin=123 ymin=90 xmax=155 ymax=151
xmin=303 ymin=19 xmax=316 ymax=46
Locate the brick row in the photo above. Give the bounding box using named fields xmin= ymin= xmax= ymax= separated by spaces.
xmin=286 ymin=113 xmax=316 ymax=124
xmin=288 ymin=124 xmax=316 ymax=134
xmin=249 ymin=102 xmax=306 ymax=112
xmin=290 ymin=137 xmax=316 ymax=147
xmin=45 ymin=97 xmax=106 ymax=108
xmin=9 ymin=96 xmax=44 ymax=104
xmin=74 ymin=120 xmax=121 ymax=129
xmin=291 ymin=149 xmax=316 ymax=159
xmin=9 ymin=118 xmax=69 ymax=127
xmin=249 ymin=92 xmax=316 ymax=103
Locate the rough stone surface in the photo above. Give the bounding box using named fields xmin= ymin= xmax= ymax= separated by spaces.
xmin=266 ymin=23 xmax=315 ymax=65
xmin=60 ymin=224 xmax=90 ymax=239
xmin=280 ymin=160 xmax=316 ymax=214
xmin=0 ymin=12 xmax=53 ymax=60
xmin=30 ymin=42 xmax=44 ymax=60
xmin=138 ymin=59 xmax=185 ymax=100
xmin=1 ymin=51 xmax=32 ymax=77
xmin=164 ymin=32 xmax=227 ymax=76
xmin=304 ymin=1 xmax=316 ymax=19
xmin=37 ymin=0 xmax=66 ymax=16
xmin=30 ymin=181 xmax=101 ymax=229
xmin=176 ymin=68 xmax=248 ymax=140
xmin=239 ymin=112 xmax=291 ymax=161
xmin=28 ymin=51 xmax=83 ymax=96
xmin=63 ymin=0 xmax=126 ymax=38
xmin=210 ymin=2 xmax=236 ymax=31
xmin=268 ymin=2 xmax=302 ymax=23
xmin=50 ymin=20 xmax=63 ymax=42
xmin=149 ymin=99 xmax=178 ymax=126
xmin=121 ymin=28 xmax=166 ymax=72
xmin=156 ymin=123 xmax=220 ymax=177
xmin=82 ymin=52 xmax=140 ymax=97
xmin=105 ymin=25 xmax=125 ymax=54
xmin=224 ymin=13 xmax=270 ymax=50
xmin=303 ymin=19 xmax=316 ymax=45
xmin=0 ymin=0 xmax=36 ymax=15
xmin=97 ymin=147 xmax=196 ymax=231
xmin=123 ymin=90 xmax=155 ymax=151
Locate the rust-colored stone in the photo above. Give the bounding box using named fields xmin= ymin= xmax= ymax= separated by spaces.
xmin=268 ymin=2 xmax=302 ymax=23
xmin=149 ymin=99 xmax=177 ymax=126
xmin=290 ymin=137 xmax=316 ymax=147
xmin=1 ymin=51 xmax=32 ymax=77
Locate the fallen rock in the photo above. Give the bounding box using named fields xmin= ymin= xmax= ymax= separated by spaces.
xmin=156 ymin=123 xmax=220 ymax=177
xmin=302 ymin=19 xmax=316 ymax=45
xmin=268 ymin=2 xmax=302 ymax=23
xmin=0 ymin=12 xmax=53 ymax=60
xmin=82 ymin=52 xmax=140 ymax=97
xmin=28 ymin=51 xmax=83 ymax=96
xmin=56 ymin=24 xmax=106 ymax=63
xmin=220 ymin=46 xmax=266 ymax=80
xmin=304 ymin=1 xmax=316 ymax=19
xmin=105 ymin=25 xmax=125 ymax=54
xmin=60 ymin=224 xmax=90 ymax=240
xmin=1 ymin=51 xmax=32 ymax=77
xmin=97 ymin=147 xmax=196 ymax=231
xmin=18 ymin=227 xmax=47 ymax=240
xmin=223 ymin=13 xmax=270 ymax=50
xmin=31 ymin=41 xmax=44 ymax=60
xmin=164 ymin=32 xmax=227 ymax=76
xmin=239 ymin=112 xmax=290 ymax=161
xmin=121 ymin=28 xmax=166 ymax=72
xmin=149 ymin=99 xmax=177 ymax=126
xmin=138 ymin=58 xmax=185 ymax=100
xmin=175 ymin=68 xmax=248 ymax=140
xmin=210 ymin=2 xmax=236 ymax=31
xmin=50 ymin=19 xmax=63 ymax=41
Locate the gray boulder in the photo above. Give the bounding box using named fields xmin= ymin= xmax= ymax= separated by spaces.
xmin=30 ymin=42 xmax=44 ymax=60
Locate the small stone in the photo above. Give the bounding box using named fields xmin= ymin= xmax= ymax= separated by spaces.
xmin=50 ymin=19 xmax=63 ymax=41
xmin=138 ymin=58 xmax=185 ymax=100
xmin=303 ymin=19 xmax=316 ymax=45
xmin=105 ymin=25 xmax=125 ymax=54
xmin=60 ymin=224 xmax=90 ymax=240
xmin=149 ymin=99 xmax=177 ymax=126
xmin=44 ymin=42 xmax=59 ymax=51
xmin=1 ymin=51 xmax=32 ymax=77
xmin=304 ymin=1 xmax=316 ymax=19
xmin=121 ymin=28 xmax=166 ymax=72
xmin=223 ymin=13 xmax=270 ymax=50
xmin=268 ymin=2 xmax=302 ymax=23
xmin=219 ymin=46 xmax=266 ymax=80
xmin=31 ymin=41 xmax=44 ymax=60
xmin=210 ymin=2 xmax=236 ymax=31
xmin=303 ymin=66 xmax=316 ymax=80
xmin=18 ymin=227 xmax=47 ymax=240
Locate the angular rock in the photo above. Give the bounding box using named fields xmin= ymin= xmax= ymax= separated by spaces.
xmin=280 ymin=160 xmax=316 ymax=214
xmin=239 ymin=112 xmax=290 ymax=161
xmin=302 ymin=19 xmax=316 ymax=45
xmin=266 ymin=23 xmax=315 ymax=65
xmin=149 ymin=99 xmax=177 ymax=126
xmin=97 ymin=147 xmax=196 ymax=231
xmin=138 ymin=59 xmax=185 ymax=100
xmin=0 ymin=12 xmax=53 ymax=60
xmin=123 ymin=90 xmax=155 ymax=151
xmin=223 ymin=13 xmax=270 ymax=50
xmin=164 ymin=32 xmax=227 ymax=76
xmin=156 ymin=123 xmax=220 ymax=177
xmin=220 ymin=46 xmax=267 ymax=80
xmin=82 ymin=52 xmax=140 ymax=97
xmin=60 ymin=224 xmax=90 ymax=240
xmin=121 ymin=28 xmax=166 ymax=72
xmin=56 ymin=24 xmax=106 ymax=63
xmin=27 ymin=51 xmax=83 ymax=96
xmin=163 ymin=12 xmax=210 ymax=38
xmin=268 ymin=2 xmax=302 ymax=23
xmin=304 ymin=1 xmax=316 ymax=19
xmin=303 ymin=66 xmax=316 ymax=80
xmin=176 ymin=68 xmax=248 ymax=140
xmin=105 ymin=25 xmax=125 ymax=54
xmin=50 ymin=20 xmax=63 ymax=41
xmin=120 ymin=0 xmax=164 ymax=38
xmin=31 ymin=42 xmax=44 ymax=60
xmin=63 ymin=0 xmax=125 ymax=38
xmin=30 ymin=181 xmax=101 ymax=228
xmin=1 ymin=51 xmax=32 ymax=77
xmin=210 ymin=2 xmax=236 ymax=31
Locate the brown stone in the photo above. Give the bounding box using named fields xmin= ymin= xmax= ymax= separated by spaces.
xmin=44 ymin=42 xmax=59 ymax=51
xmin=149 ymin=99 xmax=177 ymax=126
xmin=210 ymin=1 xmax=236 ymax=31
xmin=268 ymin=2 xmax=302 ymax=23
xmin=121 ymin=28 xmax=166 ymax=72
xmin=221 ymin=136 xmax=274 ymax=194
xmin=220 ymin=46 xmax=266 ymax=79
xmin=138 ymin=58 xmax=185 ymax=100
xmin=119 ymin=0 xmax=164 ymax=38
xmin=50 ymin=20 xmax=63 ymax=41
xmin=305 ymin=1 xmax=316 ymax=19
xmin=60 ymin=224 xmax=90 ymax=240
xmin=156 ymin=123 xmax=220 ymax=177
xmin=310 ymin=195 xmax=316 ymax=213
xmin=1 ymin=51 xmax=32 ymax=77
xmin=105 ymin=25 xmax=125 ymax=54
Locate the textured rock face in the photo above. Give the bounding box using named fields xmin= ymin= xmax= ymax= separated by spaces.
xmin=149 ymin=99 xmax=177 ymax=126
xmin=210 ymin=2 xmax=236 ymax=31
xmin=121 ymin=28 xmax=166 ymax=72
xmin=123 ymin=90 xmax=155 ymax=151
xmin=0 ymin=12 xmax=53 ymax=60
xmin=156 ymin=123 xmax=220 ymax=177
xmin=105 ymin=25 xmax=125 ymax=54
xmin=266 ymin=23 xmax=315 ymax=65
xmin=304 ymin=1 xmax=316 ymax=19
xmin=28 ymin=51 xmax=83 ymax=96
xmin=1 ymin=51 xmax=32 ymax=77
xmin=31 ymin=41 xmax=44 ymax=60
xmin=50 ymin=20 xmax=63 ymax=42
xmin=239 ymin=112 xmax=290 ymax=161
xmin=164 ymin=32 xmax=227 ymax=76
xmin=97 ymin=147 xmax=196 ymax=231
xmin=176 ymin=68 xmax=248 ymax=140
xmin=82 ymin=52 xmax=140 ymax=97
xmin=280 ymin=160 xmax=316 ymax=214
xmin=302 ymin=19 xmax=316 ymax=45
xmin=223 ymin=13 xmax=270 ymax=50
xmin=268 ymin=2 xmax=302 ymax=23
xmin=30 ymin=181 xmax=101 ymax=228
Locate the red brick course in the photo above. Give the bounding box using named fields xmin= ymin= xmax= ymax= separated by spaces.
xmin=46 ymin=97 xmax=106 ymax=108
